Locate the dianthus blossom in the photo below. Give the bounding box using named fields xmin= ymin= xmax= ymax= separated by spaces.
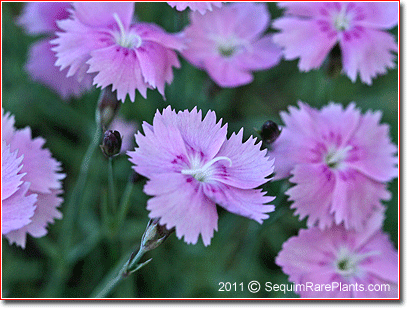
xmin=167 ymin=2 xmax=222 ymax=15
xmin=276 ymin=213 xmax=398 ymax=298
xmin=272 ymin=2 xmax=398 ymax=84
xmin=181 ymin=2 xmax=282 ymax=87
xmin=128 ymin=106 xmax=275 ymax=246
xmin=268 ymin=102 xmax=397 ymax=231
xmin=51 ymin=2 xmax=184 ymax=102
xmin=2 ymin=110 xmax=65 ymax=248
xmin=17 ymin=2 xmax=93 ymax=99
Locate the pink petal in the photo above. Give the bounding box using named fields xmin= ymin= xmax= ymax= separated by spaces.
xmin=214 ymin=129 xmax=274 ymax=189
xmin=357 ymin=2 xmax=399 ymax=29
xmin=87 ymin=45 xmax=149 ymax=102
xmin=145 ymin=173 xmax=218 ymax=246
xmin=233 ymin=35 xmax=282 ymax=71
xmin=7 ymin=190 xmax=63 ymax=246
xmin=286 ymin=163 xmax=336 ymax=229
xmin=330 ymin=169 xmax=390 ymax=230
xmin=72 ymin=2 xmax=134 ymax=29
xmin=346 ymin=110 xmax=398 ymax=182
xmin=230 ymin=2 xmax=270 ymax=40
xmin=340 ymin=27 xmax=397 ymax=85
xmin=135 ymin=23 xmax=185 ymax=51
xmin=277 ymin=2 xmax=326 ymax=18
xmin=202 ymin=182 xmax=274 ymax=224
xmin=8 ymin=128 xmax=65 ymax=194
xmin=2 ymin=143 xmax=24 ymax=200
xmin=273 ymin=17 xmax=337 ymax=71
xmin=203 ymin=55 xmax=254 ymax=87
xmin=51 ymin=17 xmax=108 ymax=78
xmin=17 ymin=2 xmax=71 ymax=35
xmin=26 ymin=39 xmax=93 ymax=100
xmin=1 ymin=109 xmax=16 ymax=143
xmin=2 ymin=182 xmax=37 ymax=235
xmin=168 ymin=2 xmax=222 ymax=15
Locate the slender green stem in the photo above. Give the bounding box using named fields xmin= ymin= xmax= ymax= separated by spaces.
xmin=108 ymin=157 xmax=117 ymax=214
xmin=91 ymin=246 xmax=149 ymax=298
xmin=60 ymin=124 xmax=102 ymax=252
xmin=113 ymin=180 xmax=135 ymax=232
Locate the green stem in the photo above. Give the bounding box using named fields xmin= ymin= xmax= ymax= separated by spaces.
xmin=113 ymin=180 xmax=135 ymax=232
xmin=91 ymin=247 xmax=149 ymax=298
xmin=108 ymin=157 xmax=117 ymax=214
xmin=60 ymin=124 xmax=102 ymax=252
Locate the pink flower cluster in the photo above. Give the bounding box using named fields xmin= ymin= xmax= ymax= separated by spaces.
xmin=269 ymin=101 xmax=398 ymax=298
xmin=2 ymin=110 xmax=65 ymax=248
xmin=17 ymin=2 xmax=93 ymax=100
xmin=272 ymin=2 xmax=398 ymax=84
xmin=51 ymin=2 xmax=184 ymax=102
xmin=128 ymin=106 xmax=275 ymax=246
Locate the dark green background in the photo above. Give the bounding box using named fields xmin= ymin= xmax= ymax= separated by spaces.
xmin=2 ymin=2 xmax=398 ymax=298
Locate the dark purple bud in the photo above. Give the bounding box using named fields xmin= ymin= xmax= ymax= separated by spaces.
xmin=96 ymin=86 xmax=121 ymax=128
xmin=100 ymin=130 xmax=122 ymax=157
xmin=261 ymin=120 xmax=281 ymax=144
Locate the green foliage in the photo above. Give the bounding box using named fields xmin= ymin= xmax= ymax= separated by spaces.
xmin=2 ymin=2 xmax=398 ymax=298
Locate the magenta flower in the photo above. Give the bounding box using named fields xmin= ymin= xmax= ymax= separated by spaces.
xmin=276 ymin=213 xmax=398 ymax=298
xmin=128 ymin=106 xmax=275 ymax=246
xmin=181 ymin=2 xmax=282 ymax=88
xmin=2 ymin=110 xmax=65 ymax=248
xmin=17 ymin=2 xmax=93 ymax=100
xmin=51 ymin=2 xmax=185 ymax=102
xmin=268 ymin=102 xmax=397 ymax=231
xmin=167 ymin=2 xmax=222 ymax=15
xmin=272 ymin=2 xmax=398 ymax=84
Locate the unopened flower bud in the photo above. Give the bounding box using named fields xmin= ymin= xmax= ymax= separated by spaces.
xmin=260 ymin=120 xmax=281 ymax=144
xmin=324 ymin=44 xmax=342 ymax=78
xmin=141 ymin=218 xmax=174 ymax=251
xmin=100 ymin=130 xmax=122 ymax=157
xmin=96 ymin=86 xmax=121 ymax=128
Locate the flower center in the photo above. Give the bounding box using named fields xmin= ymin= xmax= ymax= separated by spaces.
xmin=324 ymin=145 xmax=352 ymax=169
xmin=335 ymin=247 xmax=380 ymax=278
xmin=211 ymin=35 xmax=247 ymax=58
xmin=181 ymin=156 xmax=232 ymax=182
xmin=333 ymin=5 xmax=351 ymax=31
xmin=112 ymin=13 xmax=142 ymax=49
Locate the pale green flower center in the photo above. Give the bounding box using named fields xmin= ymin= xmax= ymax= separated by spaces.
xmin=333 ymin=5 xmax=352 ymax=31
xmin=211 ymin=35 xmax=248 ymax=58
xmin=181 ymin=156 xmax=232 ymax=182
xmin=324 ymin=145 xmax=352 ymax=169
xmin=113 ymin=13 xmax=142 ymax=49
xmin=335 ymin=247 xmax=380 ymax=278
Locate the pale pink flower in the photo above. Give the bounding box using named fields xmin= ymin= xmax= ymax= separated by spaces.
xmin=17 ymin=2 xmax=93 ymax=100
xmin=181 ymin=2 xmax=282 ymax=87
xmin=51 ymin=2 xmax=185 ymax=102
xmin=128 ymin=106 xmax=275 ymax=246
xmin=268 ymin=102 xmax=397 ymax=231
xmin=2 ymin=110 xmax=65 ymax=248
xmin=272 ymin=2 xmax=398 ymax=84
xmin=167 ymin=2 xmax=222 ymax=15
xmin=276 ymin=213 xmax=398 ymax=298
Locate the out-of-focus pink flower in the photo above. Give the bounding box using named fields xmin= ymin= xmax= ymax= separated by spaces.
xmin=17 ymin=2 xmax=93 ymax=100
xmin=2 ymin=109 xmax=65 ymax=248
xmin=51 ymin=2 xmax=184 ymax=102
xmin=181 ymin=2 xmax=282 ymax=87
xmin=272 ymin=2 xmax=398 ymax=84
xmin=167 ymin=2 xmax=222 ymax=15
xmin=108 ymin=116 xmax=138 ymax=153
xmin=268 ymin=102 xmax=397 ymax=231
xmin=276 ymin=213 xmax=398 ymax=298
xmin=128 ymin=106 xmax=275 ymax=246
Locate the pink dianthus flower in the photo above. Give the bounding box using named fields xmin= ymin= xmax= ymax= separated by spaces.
xmin=2 ymin=110 xmax=65 ymax=248
xmin=17 ymin=2 xmax=93 ymax=100
xmin=51 ymin=2 xmax=185 ymax=102
xmin=276 ymin=213 xmax=398 ymax=298
xmin=167 ymin=2 xmax=222 ymax=15
xmin=181 ymin=2 xmax=282 ymax=87
xmin=272 ymin=2 xmax=398 ymax=84
xmin=268 ymin=102 xmax=397 ymax=231
xmin=128 ymin=106 xmax=275 ymax=246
